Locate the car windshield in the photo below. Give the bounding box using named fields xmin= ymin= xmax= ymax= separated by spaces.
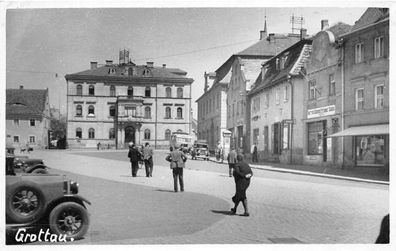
xmin=195 ymin=144 xmax=208 ymax=148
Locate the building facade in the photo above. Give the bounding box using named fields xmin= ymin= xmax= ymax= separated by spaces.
xmin=335 ymin=8 xmax=389 ymax=169
xmin=6 ymin=86 xmax=51 ymax=150
xmin=302 ymin=21 xmax=352 ymax=167
xmin=196 ymin=71 xmax=229 ymax=152
xmin=65 ymin=51 xmax=194 ymax=149
xmin=248 ymin=39 xmax=312 ymax=164
xmin=226 ymin=28 xmax=302 ymax=153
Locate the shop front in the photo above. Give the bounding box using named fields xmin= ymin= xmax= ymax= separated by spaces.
xmin=329 ymin=124 xmax=389 ymax=168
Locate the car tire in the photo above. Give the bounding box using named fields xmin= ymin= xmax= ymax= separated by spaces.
xmin=49 ymin=202 xmax=89 ymax=240
xmin=31 ymin=168 xmax=48 ymax=174
xmin=6 ymin=182 xmax=46 ymax=223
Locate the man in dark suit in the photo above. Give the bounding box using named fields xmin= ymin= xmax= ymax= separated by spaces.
xmin=128 ymin=143 xmax=141 ymax=177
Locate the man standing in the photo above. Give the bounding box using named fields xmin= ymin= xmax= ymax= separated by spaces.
xmin=227 ymin=147 xmax=237 ymax=177
xmin=143 ymin=142 xmax=154 ymax=177
xmin=166 ymin=146 xmax=187 ymax=192
xmin=252 ymin=144 xmax=258 ymax=163
xmin=128 ymin=142 xmax=141 ymax=177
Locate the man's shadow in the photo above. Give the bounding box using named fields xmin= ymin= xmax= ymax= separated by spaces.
xmin=211 ymin=210 xmax=235 ymax=216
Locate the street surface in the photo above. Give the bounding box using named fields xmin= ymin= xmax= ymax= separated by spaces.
xmin=24 ymin=149 xmax=388 ymax=244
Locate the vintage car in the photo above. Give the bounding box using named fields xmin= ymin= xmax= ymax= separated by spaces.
xmin=6 ymin=154 xmax=90 ymax=241
xmin=191 ymin=142 xmax=209 ymax=161
xmin=7 ymin=145 xmax=49 ymax=174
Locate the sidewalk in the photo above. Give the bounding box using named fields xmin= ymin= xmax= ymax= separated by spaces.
xmin=209 ymin=156 xmax=389 ymax=185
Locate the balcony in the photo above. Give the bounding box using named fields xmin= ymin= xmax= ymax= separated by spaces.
xmin=117 ymin=114 xmax=143 ymax=123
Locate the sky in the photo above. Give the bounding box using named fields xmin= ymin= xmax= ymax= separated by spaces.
xmin=5 ymin=2 xmax=373 ymax=119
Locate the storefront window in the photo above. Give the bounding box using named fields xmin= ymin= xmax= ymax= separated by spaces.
xmin=308 ymin=121 xmax=324 ymax=155
xmin=355 ymin=135 xmax=385 ymax=165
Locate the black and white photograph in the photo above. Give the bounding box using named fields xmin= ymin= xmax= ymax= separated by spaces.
xmin=3 ymin=0 xmax=393 ymax=250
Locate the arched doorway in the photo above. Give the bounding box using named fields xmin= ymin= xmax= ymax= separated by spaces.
xmin=125 ymin=126 xmax=135 ymax=145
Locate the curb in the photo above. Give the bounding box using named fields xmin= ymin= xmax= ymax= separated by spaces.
xmin=208 ymin=158 xmax=389 ymax=185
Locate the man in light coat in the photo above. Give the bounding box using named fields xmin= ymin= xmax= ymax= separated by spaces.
xmin=142 ymin=142 xmax=154 ymax=177
xmin=166 ymin=146 xmax=187 ymax=192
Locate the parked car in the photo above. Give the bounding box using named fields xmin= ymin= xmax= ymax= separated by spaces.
xmin=6 ymin=153 xmax=91 ymax=241
xmin=14 ymin=157 xmax=49 ymax=174
xmin=191 ymin=142 xmax=209 ymax=161
xmin=7 ymin=145 xmax=49 ymax=174
xmin=180 ymin=143 xmax=190 ymax=154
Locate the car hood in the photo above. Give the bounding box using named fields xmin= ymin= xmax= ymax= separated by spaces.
xmin=22 ymin=159 xmax=44 ymax=165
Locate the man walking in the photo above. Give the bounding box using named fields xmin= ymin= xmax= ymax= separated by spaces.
xmin=143 ymin=142 xmax=154 ymax=177
xmin=128 ymin=142 xmax=141 ymax=177
xmin=227 ymin=147 xmax=237 ymax=177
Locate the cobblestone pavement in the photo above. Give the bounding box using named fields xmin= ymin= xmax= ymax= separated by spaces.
xmin=29 ymin=149 xmax=389 ymax=244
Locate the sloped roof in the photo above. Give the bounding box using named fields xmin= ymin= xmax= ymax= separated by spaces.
xmin=248 ymin=39 xmax=312 ymax=96
xmin=240 ymin=58 xmax=264 ymax=84
xmin=351 ymin=8 xmax=389 ymax=31
xmin=327 ymin=22 xmax=352 ymax=38
xmin=6 ymin=88 xmax=48 ymax=119
xmin=237 ymin=35 xmax=300 ymax=56
xmin=67 ymin=64 xmax=187 ymax=79
xmin=65 ymin=62 xmax=193 ymax=84
xmin=214 ymin=34 xmax=301 ymax=80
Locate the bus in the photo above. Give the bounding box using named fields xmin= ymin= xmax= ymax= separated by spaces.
xmin=169 ymin=132 xmax=194 ymax=152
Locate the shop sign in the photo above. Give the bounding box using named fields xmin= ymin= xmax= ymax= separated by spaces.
xmin=307 ymin=105 xmax=335 ymax=119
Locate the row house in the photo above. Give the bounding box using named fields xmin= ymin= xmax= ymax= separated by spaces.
xmin=225 ymin=23 xmax=302 ymax=153
xmin=248 ymin=39 xmax=312 ymax=164
xmin=65 ymin=50 xmax=194 ymax=149
xmin=331 ymin=8 xmax=389 ymax=170
xmin=6 ymin=86 xmax=51 ymax=149
xmin=303 ymin=21 xmax=352 ymax=167
xmin=196 ymin=71 xmax=229 ymax=152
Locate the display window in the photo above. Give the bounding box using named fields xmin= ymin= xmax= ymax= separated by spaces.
xmin=355 ymin=135 xmax=386 ymax=166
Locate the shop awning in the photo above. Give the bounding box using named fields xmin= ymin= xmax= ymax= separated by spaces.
xmin=328 ymin=124 xmax=389 ymax=137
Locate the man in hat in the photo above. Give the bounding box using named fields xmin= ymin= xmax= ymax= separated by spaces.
xmin=128 ymin=142 xmax=141 ymax=177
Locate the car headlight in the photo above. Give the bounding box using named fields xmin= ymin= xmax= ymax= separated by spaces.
xmin=63 ymin=180 xmax=79 ymax=194
xmin=70 ymin=181 xmax=79 ymax=194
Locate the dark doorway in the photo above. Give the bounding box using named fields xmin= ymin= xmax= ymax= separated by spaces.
xmin=125 ymin=126 xmax=135 ymax=146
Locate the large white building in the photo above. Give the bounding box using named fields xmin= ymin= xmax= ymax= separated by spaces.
xmin=65 ymin=50 xmax=194 ymax=149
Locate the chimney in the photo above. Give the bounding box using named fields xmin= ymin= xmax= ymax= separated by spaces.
xmin=119 ymin=49 xmax=129 ymax=64
xmin=90 ymin=62 xmax=98 ymax=70
xmin=19 ymin=85 xmax=24 ymax=89
xmin=105 ymin=60 xmax=113 ymax=66
xmin=204 ymin=71 xmax=209 ymax=93
xmin=267 ymin=33 xmax=275 ymax=43
xmin=300 ymin=28 xmax=307 ymax=40
xmin=146 ymin=62 xmax=154 ymax=68
xmin=162 ymin=64 xmax=166 ymax=68
xmin=321 ymin=20 xmax=329 ymax=31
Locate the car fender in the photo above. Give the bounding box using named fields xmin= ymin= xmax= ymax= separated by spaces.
xmin=45 ymin=195 xmax=91 ymax=217
xmin=25 ymin=165 xmax=47 ymax=173
xmin=64 ymin=194 xmax=91 ymax=206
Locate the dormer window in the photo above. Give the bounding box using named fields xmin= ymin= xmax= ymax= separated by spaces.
xmin=261 ymin=66 xmax=268 ymax=81
xmin=143 ymin=68 xmax=150 ymax=76
xmin=275 ymin=58 xmax=280 ymax=70
xmin=280 ymin=55 xmax=288 ymax=70
xmin=109 ymin=68 xmax=116 ymax=74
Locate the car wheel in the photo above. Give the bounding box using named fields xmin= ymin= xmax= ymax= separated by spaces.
xmin=31 ymin=168 xmax=48 ymax=174
xmin=6 ymin=182 xmax=45 ymax=223
xmin=49 ymin=202 xmax=89 ymax=240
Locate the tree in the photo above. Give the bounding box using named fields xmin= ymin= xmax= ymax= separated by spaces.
xmin=49 ymin=116 xmax=67 ymax=140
